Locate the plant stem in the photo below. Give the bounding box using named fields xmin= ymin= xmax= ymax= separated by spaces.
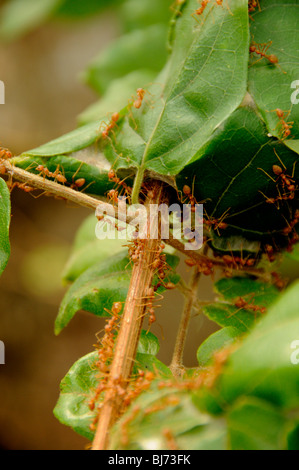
xmin=91 ymin=180 xmax=167 ymax=450
xmin=170 ymin=267 xmax=201 ymax=378
xmin=131 ymin=166 xmax=145 ymax=205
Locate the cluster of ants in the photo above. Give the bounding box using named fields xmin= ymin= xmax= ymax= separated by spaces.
xmin=36 ymin=164 xmax=88 ymax=190
xmin=0 ymin=147 xmax=36 ymax=193
xmin=193 ymin=0 xmax=228 ymax=18
xmin=128 ymin=239 xmax=176 ymax=329
xmin=107 ymin=168 xmax=132 ymax=205
xmin=193 ymin=0 xmax=261 ymax=21
xmin=88 ymin=299 xmax=159 ymax=432
xmin=0 ymin=147 xmax=12 ymax=176
xmin=181 ymin=184 xmax=230 ymax=233
xmin=1 ymin=146 xmax=90 ymax=196
xmin=89 ymin=301 xmax=125 ymax=430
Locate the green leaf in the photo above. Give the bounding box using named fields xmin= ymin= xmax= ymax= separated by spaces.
xmin=285 ymin=140 xmax=299 ymax=156
xmin=197 ymin=327 xmax=241 ymax=367
xmin=110 ymin=387 xmax=227 ymax=450
xmin=248 ymin=0 xmax=299 ymax=144
xmin=56 ymin=250 xmax=180 ymax=334
xmin=218 ymin=281 xmax=299 ymax=409
xmin=83 ymin=24 xmax=169 ymax=95
xmin=62 ymin=215 xmax=126 ymax=282
xmin=137 ymin=330 xmax=160 ymax=356
xmin=55 ymin=251 xmax=131 ymax=334
xmin=135 ymin=353 xmax=171 ymax=377
xmin=53 ymin=351 xmax=99 ymax=441
xmin=201 ymin=277 xmax=279 ymax=333
xmin=12 ymin=153 xmax=115 ymax=198
xmin=287 ymin=422 xmax=299 ymax=450
xmin=20 ymin=120 xmax=104 ymax=157
xmin=54 ymin=336 xmax=163 ymax=439
xmin=0 ymin=0 xmax=62 ymax=41
xmin=78 ymin=70 xmax=156 ymax=125
xmin=286 ymin=243 xmax=299 ymax=263
xmin=177 ymin=106 xmax=299 ymax=240
xmin=227 ymin=397 xmax=288 ymax=450
xmin=103 ymin=0 xmax=249 ymax=177
xmin=215 ymin=277 xmax=279 ymax=305
xmin=0 ymin=178 xmax=11 ymax=276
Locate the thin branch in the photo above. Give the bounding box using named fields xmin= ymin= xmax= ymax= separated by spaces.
xmin=1 ymin=159 xmax=268 ymax=280
xmin=170 ymin=267 xmax=202 ymax=378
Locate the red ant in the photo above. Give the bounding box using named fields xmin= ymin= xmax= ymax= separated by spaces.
xmin=88 ymin=302 xmax=123 ymax=414
xmin=271 ymin=271 xmax=286 ymax=290
xmin=234 ymin=296 xmax=266 ymax=315
xmin=70 ymin=178 xmax=86 ymax=190
xmin=162 ymin=428 xmax=179 ymax=450
xmin=108 ymin=168 xmax=132 ymax=200
xmin=36 ymin=164 xmax=67 ymax=184
xmin=282 ymin=209 xmax=299 ymax=241
xmin=249 ymin=40 xmax=285 ymax=73
xmin=184 ymin=257 xmax=198 ymax=268
xmin=273 ymin=109 xmax=294 ymax=140
xmin=248 ymin=0 xmax=260 ymax=14
xmin=182 ymin=185 xmax=198 ymax=212
xmin=185 ymin=256 xmax=214 ymax=276
xmin=259 ymin=189 xmax=295 ymax=208
xmin=194 ymin=0 xmax=210 ymax=16
xmin=122 ymin=370 xmax=155 ymax=408
xmin=101 ymin=112 xmax=120 ymax=140
xmin=145 ymin=287 xmax=158 ymax=329
xmin=0 ymin=147 xmax=13 ymax=160
xmin=222 ymin=252 xmax=257 ymax=271
xmin=107 ymin=188 xmax=119 ymax=205
xmin=258 ymin=150 xmax=297 ymax=200
xmin=203 ymin=345 xmax=235 ymax=388
xmin=7 ymin=181 xmax=35 ymax=194
xmin=0 ymin=162 xmax=7 ymax=175
xmin=133 ymin=88 xmax=146 ymax=109
xmin=204 ymin=208 xmax=230 ymax=234
xmin=264 ymin=244 xmax=277 ymax=263
xmin=193 ymin=0 xmax=231 ymax=20
xmin=286 ymin=231 xmax=299 ymax=253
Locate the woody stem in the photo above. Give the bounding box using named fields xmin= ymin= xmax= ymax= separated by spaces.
xmin=91 ymin=180 xmax=167 ymax=451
